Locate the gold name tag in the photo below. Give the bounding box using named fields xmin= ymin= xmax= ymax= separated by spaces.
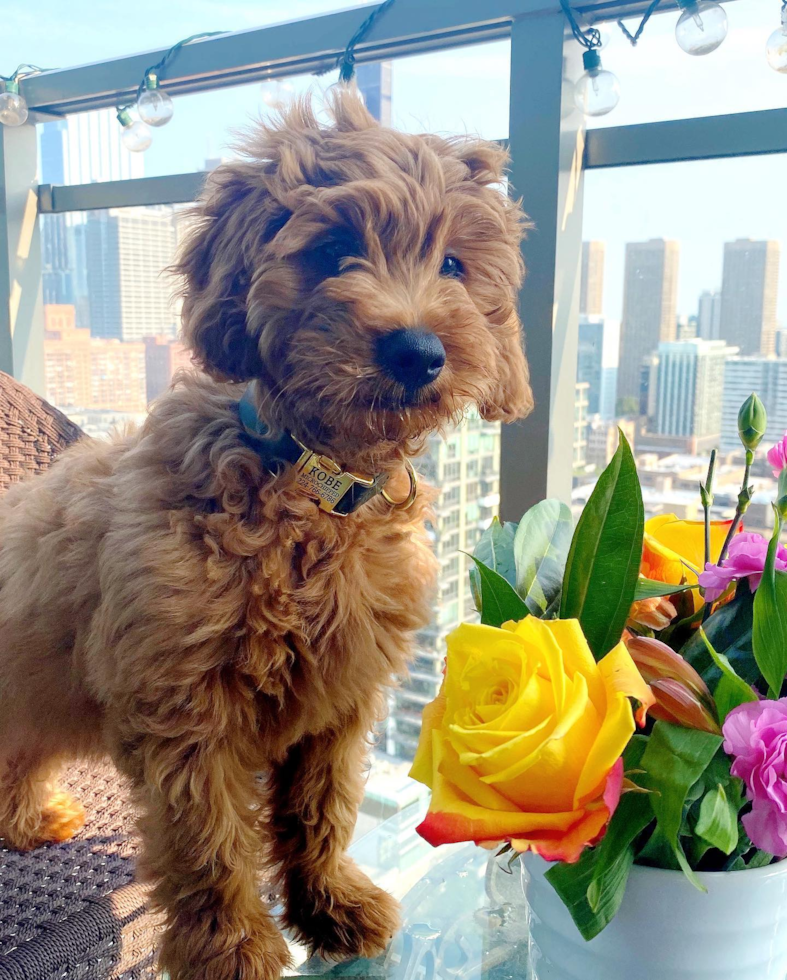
xmin=292 ymin=449 xmax=375 ymax=514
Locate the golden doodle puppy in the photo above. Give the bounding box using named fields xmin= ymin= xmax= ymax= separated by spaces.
xmin=0 ymin=90 xmax=532 ymax=980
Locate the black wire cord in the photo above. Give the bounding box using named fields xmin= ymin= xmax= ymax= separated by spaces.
xmin=118 ymin=31 xmax=227 ymax=114
xmin=316 ymin=0 xmax=398 ymax=80
xmin=0 ymin=63 xmax=48 ymax=83
xmin=558 ymin=0 xmax=603 ymax=49
xmin=617 ymin=0 xmax=664 ymax=46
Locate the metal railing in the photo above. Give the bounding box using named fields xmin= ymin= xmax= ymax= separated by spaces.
xmin=2 ymin=0 xmax=784 ymax=520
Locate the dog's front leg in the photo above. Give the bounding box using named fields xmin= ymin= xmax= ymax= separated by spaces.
xmin=268 ymin=716 xmax=400 ymax=960
xmin=118 ymin=725 xmax=291 ymax=980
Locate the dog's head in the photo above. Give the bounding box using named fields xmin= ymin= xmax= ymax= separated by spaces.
xmin=176 ymin=89 xmax=532 ymax=466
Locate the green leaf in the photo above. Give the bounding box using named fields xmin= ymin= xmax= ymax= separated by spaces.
xmin=747 ymin=849 xmax=774 ymax=869
xmin=639 ymin=722 xmax=722 ymax=891
xmin=545 ymin=846 xmax=631 ymax=942
xmin=633 ymin=578 xmax=696 ymax=601
xmin=561 ymin=432 xmax=644 ymax=659
xmin=681 ymin=586 xmax=758 ymax=687
xmin=513 ymin=499 xmax=573 ymax=616
xmin=468 ymin=555 xmax=529 ymax=628
xmin=469 ymin=517 xmax=517 ymax=612
xmin=753 ymin=518 xmax=787 ymax=697
xmin=695 ymin=784 xmax=739 ymax=855
xmin=587 ymin=792 xmax=653 ymax=913
xmin=697 ymin=627 xmax=758 ymax=721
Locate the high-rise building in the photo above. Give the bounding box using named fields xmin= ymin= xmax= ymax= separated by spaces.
xmin=676 ymin=315 xmax=698 ymax=341
xmin=39 ymin=111 xmax=145 ymax=331
xmin=574 ymin=382 xmax=590 ymax=469
xmin=655 ymin=339 xmax=736 ymax=440
xmin=144 ymin=335 xmax=194 ymax=403
xmin=722 ymin=357 xmax=787 ymax=452
xmin=44 ymin=315 xmax=147 ymax=413
xmin=40 ymin=122 xmax=74 ymax=308
xmin=44 ymin=306 xmax=91 ymax=408
xmin=577 ymin=314 xmax=620 ymax=420
xmin=85 ymin=206 xmax=178 ymax=342
xmin=697 ymin=289 xmax=722 ymax=341
xmin=580 ymin=241 xmax=605 ymax=315
xmin=355 ymin=62 xmax=392 ymax=125
xmin=719 ymin=239 xmax=780 ymax=356
xmin=388 ymin=415 xmax=500 ymax=759
xmin=40 ymin=108 xmax=145 ymax=186
xmin=586 ymin=417 xmax=637 ymax=472
xmin=41 ymin=213 xmax=74 ymax=307
xmin=617 ymin=239 xmax=680 ymax=403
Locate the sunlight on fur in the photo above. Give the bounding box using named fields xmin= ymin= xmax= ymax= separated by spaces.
xmin=0 ymin=87 xmax=532 ymax=980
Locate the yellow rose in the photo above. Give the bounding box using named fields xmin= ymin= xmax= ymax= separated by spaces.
xmin=410 ymin=617 xmax=653 ymax=864
xmin=642 ymin=514 xmax=734 ymax=610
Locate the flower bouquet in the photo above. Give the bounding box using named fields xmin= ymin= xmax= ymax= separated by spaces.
xmin=410 ymin=395 xmax=787 ymax=980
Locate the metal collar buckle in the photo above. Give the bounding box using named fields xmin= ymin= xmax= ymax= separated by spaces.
xmin=292 ymin=444 xmax=417 ymax=517
xmin=292 ymin=445 xmax=376 ymax=515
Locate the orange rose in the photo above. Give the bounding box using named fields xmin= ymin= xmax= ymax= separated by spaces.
xmin=642 ymin=514 xmax=735 ymax=610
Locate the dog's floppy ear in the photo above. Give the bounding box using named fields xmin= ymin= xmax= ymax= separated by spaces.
xmin=479 ymin=311 xmax=534 ymax=423
xmin=455 ymin=139 xmax=509 ymax=187
xmin=175 ymin=164 xmax=288 ymax=382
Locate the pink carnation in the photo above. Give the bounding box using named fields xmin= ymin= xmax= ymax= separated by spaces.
xmin=723 ymin=699 xmax=787 ymax=857
xmin=698 ymin=532 xmax=787 ymax=602
xmin=767 ymin=433 xmax=787 ymax=477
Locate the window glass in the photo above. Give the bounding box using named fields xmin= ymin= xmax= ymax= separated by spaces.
xmin=577 ymin=155 xmax=787 ymax=538
xmin=37 ymin=38 xmax=509 ymax=185
xmin=588 ymin=0 xmax=784 ymax=129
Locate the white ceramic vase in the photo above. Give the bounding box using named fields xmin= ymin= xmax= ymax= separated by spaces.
xmin=522 ymin=852 xmax=787 ymax=980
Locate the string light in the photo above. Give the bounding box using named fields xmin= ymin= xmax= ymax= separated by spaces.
xmin=116 ymin=108 xmax=152 ymax=153
xmin=559 ymin=0 xmax=621 ymax=117
xmin=1 ymin=0 xmax=779 ymax=138
xmin=137 ymin=70 xmax=174 ymax=127
xmin=675 ymin=0 xmax=729 ymax=55
xmin=766 ymin=0 xmax=787 ymax=71
xmin=114 ymin=31 xmax=226 ymax=151
xmin=0 ymin=65 xmax=46 ymax=128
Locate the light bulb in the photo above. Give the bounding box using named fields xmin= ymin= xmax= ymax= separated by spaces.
xmin=675 ymin=0 xmax=729 ymax=55
xmin=117 ymin=108 xmax=152 ymax=153
xmin=766 ymin=7 xmax=787 ymax=72
xmin=260 ymin=79 xmax=294 ymax=108
xmin=573 ymin=49 xmax=621 ymax=117
xmin=137 ymin=72 xmax=174 ymax=127
xmin=0 ymin=80 xmax=28 ymax=127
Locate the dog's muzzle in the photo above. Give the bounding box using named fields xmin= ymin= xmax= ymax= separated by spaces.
xmin=375 ymin=328 xmax=446 ymax=392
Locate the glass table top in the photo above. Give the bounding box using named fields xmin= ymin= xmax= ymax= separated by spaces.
xmin=286 ymin=803 xmax=530 ymax=980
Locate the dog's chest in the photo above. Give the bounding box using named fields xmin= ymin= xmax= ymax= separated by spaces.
xmin=242 ymin=506 xmax=436 ymax=733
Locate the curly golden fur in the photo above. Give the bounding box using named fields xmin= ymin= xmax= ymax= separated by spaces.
xmin=0 ymin=90 xmax=531 ymax=980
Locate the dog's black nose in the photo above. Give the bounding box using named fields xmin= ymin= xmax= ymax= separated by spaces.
xmin=375 ymin=329 xmax=446 ymax=390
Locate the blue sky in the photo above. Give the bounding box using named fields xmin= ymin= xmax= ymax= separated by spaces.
xmin=4 ymin=0 xmax=786 ymax=323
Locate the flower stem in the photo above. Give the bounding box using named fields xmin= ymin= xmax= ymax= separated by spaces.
xmin=701 ymin=449 xmax=717 ymax=569
xmin=718 ymin=449 xmax=753 ymax=567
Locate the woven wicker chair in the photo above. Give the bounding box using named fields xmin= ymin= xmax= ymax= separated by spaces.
xmin=0 ymin=372 xmax=161 ymax=980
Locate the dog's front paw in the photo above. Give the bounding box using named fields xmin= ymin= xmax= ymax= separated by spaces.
xmin=286 ymin=863 xmax=400 ymax=961
xmin=160 ymin=908 xmax=291 ymax=980
xmin=1 ymin=790 xmax=86 ymax=851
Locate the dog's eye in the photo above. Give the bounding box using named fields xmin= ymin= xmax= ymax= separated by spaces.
xmin=440 ymin=255 xmax=464 ymax=279
xmin=310 ymin=234 xmax=364 ymax=280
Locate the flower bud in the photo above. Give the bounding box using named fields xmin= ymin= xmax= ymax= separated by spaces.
xmin=738 ymin=393 xmax=767 ymax=451
xmin=626 ymin=634 xmax=719 ymax=734
xmin=627 ymin=596 xmax=678 ymax=632
xmin=648 ymin=678 xmax=722 ymax=735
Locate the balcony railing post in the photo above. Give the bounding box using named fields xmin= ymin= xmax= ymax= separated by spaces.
xmin=0 ymin=122 xmax=44 ymax=392
xmin=501 ymin=11 xmax=585 ymax=520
